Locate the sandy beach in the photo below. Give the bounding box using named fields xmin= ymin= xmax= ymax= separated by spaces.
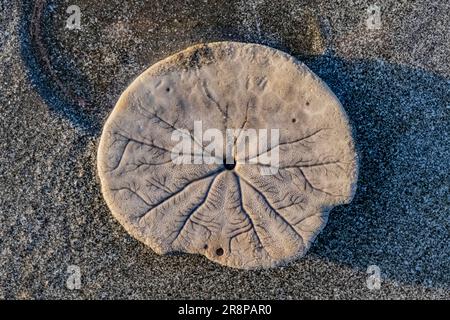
xmin=0 ymin=0 xmax=448 ymax=299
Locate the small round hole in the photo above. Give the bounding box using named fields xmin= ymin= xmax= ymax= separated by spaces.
xmin=223 ymin=158 xmax=236 ymax=170
xmin=203 ymin=244 xmax=208 ymax=250
xmin=306 ymin=101 xmax=310 ymax=106
xmin=216 ymin=248 xmax=224 ymax=256
xmin=292 ymin=118 xmax=296 ymax=123
xmin=166 ymin=87 xmax=170 ymax=92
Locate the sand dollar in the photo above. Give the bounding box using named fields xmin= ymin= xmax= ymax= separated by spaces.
xmin=97 ymin=42 xmax=357 ymax=269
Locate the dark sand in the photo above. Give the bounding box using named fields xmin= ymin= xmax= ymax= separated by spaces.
xmin=0 ymin=0 xmax=448 ymax=299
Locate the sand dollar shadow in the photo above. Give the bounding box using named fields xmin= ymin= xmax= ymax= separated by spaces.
xmin=303 ymin=54 xmax=450 ymax=289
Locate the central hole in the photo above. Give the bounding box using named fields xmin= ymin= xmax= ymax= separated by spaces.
xmin=223 ymin=158 xmax=236 ymax=170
